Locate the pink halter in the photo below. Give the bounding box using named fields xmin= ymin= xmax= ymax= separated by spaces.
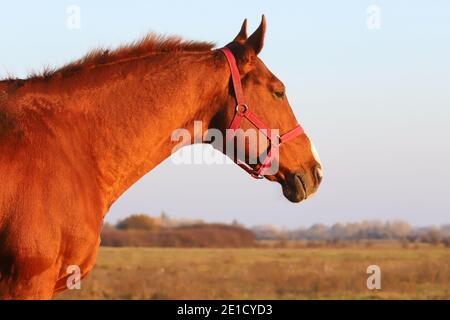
xmin=219 ymin=47 xmax=305 ymax=179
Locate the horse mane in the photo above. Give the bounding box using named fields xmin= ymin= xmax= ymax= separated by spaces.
xmin=8 ymin=33 xmax=216 ymax=81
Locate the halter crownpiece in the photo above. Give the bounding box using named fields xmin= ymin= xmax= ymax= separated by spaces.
xmin=219 ymin=47 xmax=305 ymax=179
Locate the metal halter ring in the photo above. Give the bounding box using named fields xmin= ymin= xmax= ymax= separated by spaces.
xmin=275 ymin=134 xmax=282 ymax=145
xmin=236 ymin=104 xmax=249 ymax=116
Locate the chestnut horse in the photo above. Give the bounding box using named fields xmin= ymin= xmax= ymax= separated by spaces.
xmin=0 ymin=16 xmax=322 ymax=299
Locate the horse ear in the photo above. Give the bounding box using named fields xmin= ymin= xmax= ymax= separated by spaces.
xmin=246 ymin=15 xmax=266 ymax=55
xmin=233 ymin=19 xmax=248 ymax=43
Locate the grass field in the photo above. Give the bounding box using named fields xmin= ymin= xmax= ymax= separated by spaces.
xmin=58 ymin=242 xmax=449 ymax=300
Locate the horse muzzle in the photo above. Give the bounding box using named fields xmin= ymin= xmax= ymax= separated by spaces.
xmin=282 ymin=165 xmax=323 ymax=203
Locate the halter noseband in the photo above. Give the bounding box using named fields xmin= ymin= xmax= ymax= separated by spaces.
xmin=219 ymin=47 xmax=305 ymax=179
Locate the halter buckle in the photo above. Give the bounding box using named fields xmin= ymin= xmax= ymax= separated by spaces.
xmin=236 ymin=104 xmax=249 ymax=116
xmin=251 ymin=172 xmax=264 ymax=179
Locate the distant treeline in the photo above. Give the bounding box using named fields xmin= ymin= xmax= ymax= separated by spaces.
xmin=101 ymin=213 xmax=450 ymax=247
xmin=252 ymin=221 xmax=450 ymax=244
xmin=101 ymin=214 xmax=255 ymax=248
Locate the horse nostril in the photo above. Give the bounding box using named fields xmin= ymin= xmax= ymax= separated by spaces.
xmin=314 ymin=166 xmax=323 ymax=185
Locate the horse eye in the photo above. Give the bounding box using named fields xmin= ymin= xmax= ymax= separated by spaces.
xmin=273 ymin=90 xmax=285 ymax=100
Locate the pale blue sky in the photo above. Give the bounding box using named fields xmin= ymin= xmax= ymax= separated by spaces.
xmin=1 ymin=1 xmax=449 ymax=227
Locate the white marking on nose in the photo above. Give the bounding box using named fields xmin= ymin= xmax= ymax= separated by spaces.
xmin=305 ymin=136 xmax=322 ymax=199
xmin=309 ymin=138 xmax=322 ymax=166
xmin=316 ymin=166 xmax=323 ymax=179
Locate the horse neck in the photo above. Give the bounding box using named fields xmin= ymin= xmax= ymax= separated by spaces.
xmin=83 ymin=51 xmax=230 ymax=210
